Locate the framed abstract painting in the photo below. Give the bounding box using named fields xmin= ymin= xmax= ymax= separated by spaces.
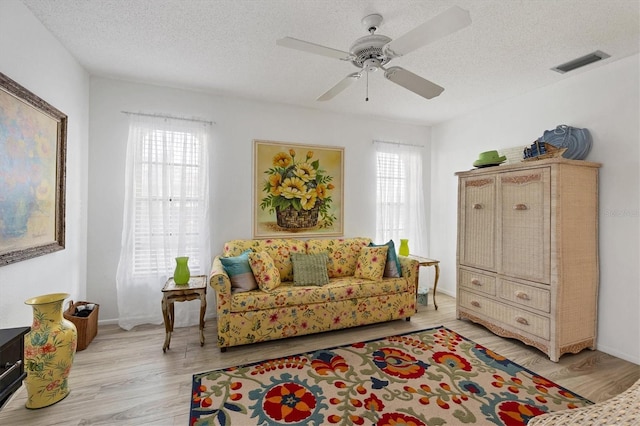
xmin=253 ymin=140 xmax=344 ymax=238
xmin=0 ymin=72 xmax=67 ymax=266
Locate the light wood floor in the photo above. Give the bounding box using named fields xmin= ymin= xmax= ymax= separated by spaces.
xmin=1 ymin=293 xmax=638 ymax=425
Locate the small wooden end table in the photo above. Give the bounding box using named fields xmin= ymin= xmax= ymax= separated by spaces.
xmin=408 ymin=255 xmax=440 ymax=310
xmin=161 ymin=275 xmax=207 ymax=352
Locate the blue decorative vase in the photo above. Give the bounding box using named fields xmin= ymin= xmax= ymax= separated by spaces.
xmin=174 ymin=257 xmax=190 ymax=285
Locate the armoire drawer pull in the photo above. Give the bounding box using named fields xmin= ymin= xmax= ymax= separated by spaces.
xmin=471 ymin=279 xmax=482 ymax=286
xmin=515 ymin=316 xmax=529 ymax=325
xmin=513 ymin=203 xmax=528 ymax=210
xmin=471 ymin=301 xmax=481 ymax=308
xmin=472 ymin=203 xmax=483 ymax=210
xmin=515 ymin=291 xmax=530 ymax=300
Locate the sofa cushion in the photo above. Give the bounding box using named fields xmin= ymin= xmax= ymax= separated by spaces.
xmin=305 ymin=237 xmax=371 ymax=278
xmin=224 ymin=239 xmax=304 ymax=282
xmin=219 ymin=250 xmax=258 ymax=293
xmin=291 ymin=252 xmax=330 ymax=286
xmin=369 ymin=240 xmax=402 ymax=278
xmin=354 ymin=245 xmax=388 ymax=280
xmin=248 ymin=251 xmax=281 ymax=292
xmin=229 ymin=276 xmax=412 ymax=313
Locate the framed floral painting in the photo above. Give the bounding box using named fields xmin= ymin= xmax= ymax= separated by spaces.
xmin=0 ymin=72 xmax=67 ymax=266
xmin=254 ymin=140 xmax=344 ymax=238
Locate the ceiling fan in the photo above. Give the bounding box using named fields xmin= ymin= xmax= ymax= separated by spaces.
xmin=276 ymin=6 xmax=471 ymax=102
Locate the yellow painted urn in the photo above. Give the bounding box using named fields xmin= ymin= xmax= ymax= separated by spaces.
xmin=24 ymin=293 xmax=77 ymax=409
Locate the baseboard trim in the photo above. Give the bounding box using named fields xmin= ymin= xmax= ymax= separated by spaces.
xmin=98 ymin=313 xmax=219 ymax=327
xmin=595 ymin=343 xmax=640 ymax=365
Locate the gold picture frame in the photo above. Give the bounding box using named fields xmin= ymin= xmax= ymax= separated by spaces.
xmin=0 ymin=72 xmax=67 ymax=266
xmin=254 ymin=140 xmax=344 ymax=238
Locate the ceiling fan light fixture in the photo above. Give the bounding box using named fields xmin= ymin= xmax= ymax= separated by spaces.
xmin=551 ymin=50 xmax=610 ymax=73
xmin=363 ymin=58 xmax=380 ymax=72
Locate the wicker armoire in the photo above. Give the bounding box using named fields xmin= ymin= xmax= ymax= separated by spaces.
xmin=455 ymin=157 xmax=600 ymax=362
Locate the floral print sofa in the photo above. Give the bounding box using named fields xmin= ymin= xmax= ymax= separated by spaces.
xmin=209 ymin=237 xmax=419 ymax=351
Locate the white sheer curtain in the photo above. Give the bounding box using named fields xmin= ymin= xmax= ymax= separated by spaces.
xmin=116 ymin=114 xmax=211 ymax=330
xmin=374 ymin=140 xmax=428 ymax=256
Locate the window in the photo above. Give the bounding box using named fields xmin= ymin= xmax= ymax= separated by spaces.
xmin=374 ymin=140 xmax=427 ymax=255
xmin=116 ymin=114 xmax=211 ymax=330
xmin=132 ymin=129 xmax=206 ymax=275
xmin=376 ymin=151 xmax=408 ymax=237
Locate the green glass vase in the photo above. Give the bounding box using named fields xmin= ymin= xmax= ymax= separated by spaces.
xmin=174 ymin=256 xmax=190 ymax=285
xmin=399 ymin=239 xmax=410 ymax=256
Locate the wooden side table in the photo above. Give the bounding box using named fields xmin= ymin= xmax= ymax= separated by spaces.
xmin=408 ymin=255 xmax=440 ymax=310
xmin=161 ymin=275 xmax=207 ymax=352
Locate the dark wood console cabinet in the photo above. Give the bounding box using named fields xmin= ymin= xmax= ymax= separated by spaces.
xmin=0 ymin=327 xmax=30 ymax=409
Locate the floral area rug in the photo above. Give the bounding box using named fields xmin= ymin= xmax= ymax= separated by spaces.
xmin=190 ymin=326 xmax=592 ymax=425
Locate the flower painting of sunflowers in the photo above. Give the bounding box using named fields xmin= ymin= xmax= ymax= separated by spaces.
xmin=254 ymin=140 xmax=343 ymax=237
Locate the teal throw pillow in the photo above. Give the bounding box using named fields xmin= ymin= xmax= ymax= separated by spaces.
xmin=291 ymin=252 xmax=330 ymax=286
xmin=220 ymin=250 xmax=258 ymax=293
xmin=369 ymin=240 xmax=402 ymax=278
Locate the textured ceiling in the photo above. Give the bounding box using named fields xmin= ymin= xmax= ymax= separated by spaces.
xmin=21 ymin=0 xmax=640 ymax=125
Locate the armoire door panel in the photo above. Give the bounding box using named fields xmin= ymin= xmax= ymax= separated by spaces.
xmin=459 ymin=177 xmax=496 ymax=271
xmin=498 ymin=169 xmax=551 ymax=283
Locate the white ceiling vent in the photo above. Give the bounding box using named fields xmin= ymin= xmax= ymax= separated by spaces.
xmin=551 ymin=50 xmax=610 ymax=73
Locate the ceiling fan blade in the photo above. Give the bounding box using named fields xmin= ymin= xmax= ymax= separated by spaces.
xmin=384 ymin=66 xmax=444 ymax=99
xmin=277 ymin=37 xmax=353 ymax=61
xmin=383 ymin=6 xmax=471 ymax=58
xmin=317 ymin=73 xmax=361 ymax=101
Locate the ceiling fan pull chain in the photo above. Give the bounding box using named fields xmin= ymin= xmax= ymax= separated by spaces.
xmin=366 ymin=72 xmax=369 ymax=102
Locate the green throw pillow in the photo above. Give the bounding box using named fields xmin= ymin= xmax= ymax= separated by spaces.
xmin=369 ymin=240 xmax=402 ymax=278
xmin=220 ymin=250 xmax=258 ymax=293
xmin=291 ymin=252 xmax=330 ymax=286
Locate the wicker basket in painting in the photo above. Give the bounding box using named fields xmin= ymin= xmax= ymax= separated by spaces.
xmin=275 ymin=204 xmax=320 ymax=229
xmin=64 ymin=300 xmax=99 ymax=351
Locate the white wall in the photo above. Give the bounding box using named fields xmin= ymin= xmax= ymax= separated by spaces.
xmin=87 ymin=77 xmax=431 ymax=323
xmin=430 ymin=54 xmax=640 ymax=363
xmin=0 ymin=1 xmax=90 ymax=328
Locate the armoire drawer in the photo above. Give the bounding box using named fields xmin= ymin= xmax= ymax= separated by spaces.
xmin=498 ymin=279 xmax=550 ymax=313
xmin=459 ymin=290 xmax=550 ymax=340
xmin=458 ymin=268 xmax=496 ymax=296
